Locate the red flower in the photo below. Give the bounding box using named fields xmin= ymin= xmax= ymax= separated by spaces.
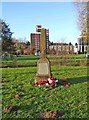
xmin=62 ymin=82 xmax=70 ymax=86
xmin=38 ymin=80 xmax=48 ymax=85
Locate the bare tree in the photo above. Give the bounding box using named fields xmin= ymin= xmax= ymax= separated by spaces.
xmin=73 ymin=0 xmax=89 ymax=51
xmin=73 ymin=0 xmax=89 ymax=33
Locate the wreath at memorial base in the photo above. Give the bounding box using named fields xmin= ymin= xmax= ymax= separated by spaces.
xmin=35 ymin=77 xmax=70 ymax=88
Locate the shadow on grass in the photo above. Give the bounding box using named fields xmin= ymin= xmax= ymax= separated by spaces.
xmin=46 ymin=76 xmax=88 ymax=91
xmin=67 ymin=76 xmax=88 ymax=85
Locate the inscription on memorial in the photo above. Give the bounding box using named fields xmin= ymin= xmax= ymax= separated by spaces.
xmin=38 ymin=63 xmax=48 ymax=74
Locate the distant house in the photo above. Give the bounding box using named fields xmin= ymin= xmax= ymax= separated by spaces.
xmin=49 ymin=43 xmax=74 ymax=54
xmin=77 ymin=35 xmax=89 ymax=54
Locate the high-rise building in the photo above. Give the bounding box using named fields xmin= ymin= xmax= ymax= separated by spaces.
xmin=30 ymin=32 xmax=41 ymax=54
xmin=30 ymin=25 xmax=49 ymax=54
xmin=46 ymin=29 xmax=49 ymax=53
xmin=36 ymin=25 xmax=42 ymax=32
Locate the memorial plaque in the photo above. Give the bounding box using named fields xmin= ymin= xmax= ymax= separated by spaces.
xmin=35 ymin=28 xmax=51 ymax=83
xmin=38 ymin=63 xmax=48 ymax=75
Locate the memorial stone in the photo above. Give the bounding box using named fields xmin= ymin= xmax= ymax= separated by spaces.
xmin=35 ymin=28 xmax=51 ymax=83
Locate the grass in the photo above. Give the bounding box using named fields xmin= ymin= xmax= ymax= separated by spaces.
xmin=1 ymin=54 xmax=87 ymax=67
xmin=1 ymin=65 xmax=88 ymax=119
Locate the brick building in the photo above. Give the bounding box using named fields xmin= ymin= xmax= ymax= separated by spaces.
xmin=30 ymin=32 xmax=41 ymax=54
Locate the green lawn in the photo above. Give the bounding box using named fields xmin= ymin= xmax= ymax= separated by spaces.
xmin=1 ymin=54 xmax=87 ymax=67
xmin=1 ymin=65 xmax=88 ymax=119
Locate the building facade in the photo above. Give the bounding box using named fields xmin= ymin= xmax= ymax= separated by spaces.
xmin=49 ymin=43 xmax=74 ymax=54
xmin=30 ymin=32 xmax=41 ymax=54
xmin=36 ymin=25 xmax=42 ymax=32
xmin=77 ymin=36 xmax=89 ymax=54
xmin=46 ymin=29 xmax=49 ymax=53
